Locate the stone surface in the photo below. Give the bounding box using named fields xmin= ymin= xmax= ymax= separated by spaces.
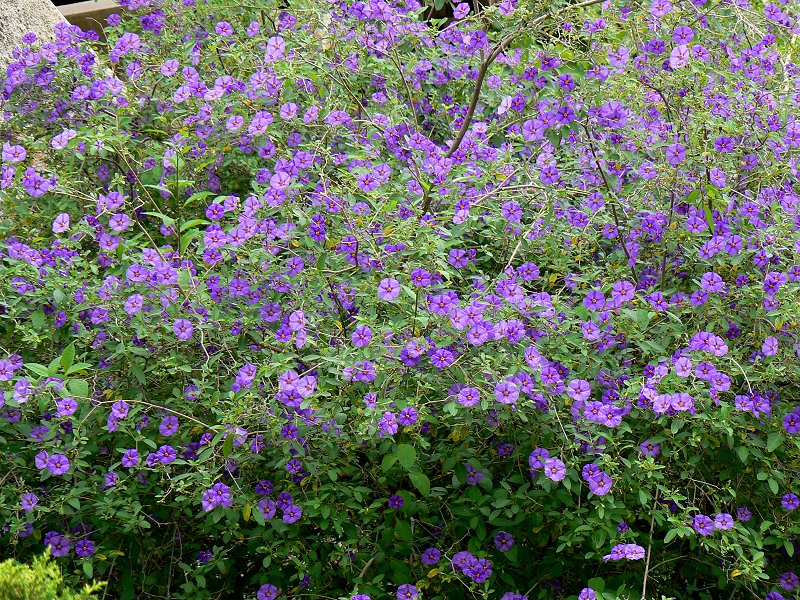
xmin=0 ymin=0 xmax=68 ymax=70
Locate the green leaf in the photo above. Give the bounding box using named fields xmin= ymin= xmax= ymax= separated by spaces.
xmin=736 ymin=446 xmax=749 ymax=463
xmin=395 ymin=520 xmax=412 ymax=542
xmin=768 ymin=478 xmax=779 ymax=495
xmin=664 ymin=529 xmax=678 ymax=544
xmin=180 ymin=218 xmax=209 ymax=232
xmin=142 ymin=211 xmax=175 ymax=227
xmin=587 ymin=577 xmax=605 ymax=593
xmin=69 ymin=379 xmax=90 ymax=398
xmin=409 ymin=472 xmax=430 ymax=497
xmin=395 ymin=444 xmax=416 ymax=470
xmin=703 ymin=201 xmax=714 ymax=231
xmin=180 ymin=230 xmax=199 ymax=254
xmin=222 ymin=434 xmax=234 ymax=458
xmin=766 ymin=433 xmax=783 ymax=453
xmin=66 ymin=363 xmax=93 ymax=375
xmin=83 ymin=561 xmax=93 ymax=579
xmin=381 ymin=454 xmax=398 ymax=473
xmin=60 ymin=343 xmax=75 ymax=373
xmin=25 ymin=363 xmax=50 ymax=378
xmin=31 ymin=309 xmax=45 ymax=329
xmin=130 ymin=362 xmax=146 ymax=386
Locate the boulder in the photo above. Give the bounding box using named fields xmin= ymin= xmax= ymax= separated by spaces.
xmin=0 ymin=0 xmax=68 ymax=70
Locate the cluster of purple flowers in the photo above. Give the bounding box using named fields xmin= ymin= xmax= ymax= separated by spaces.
xmin=603 ymin=543 xmax=645 ymax=561
xmin=581 ymin=464 xmax=613 ymax=496
xmin=691 ymin=512 xmax=735 ymax=535
xmin=34 ymin=451 xmax=70 ymax=476
xmin=0 ymin=0 xmax=799 ymax=597
xmin=451 ymin=551 xmax=493 ymax=583
xmin=256 ymin=491 xmax=302 ymax=524
xmin=201 ymin=483 xmax=233 ymax=512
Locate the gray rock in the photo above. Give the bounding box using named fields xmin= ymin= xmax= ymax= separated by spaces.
xmin=0 ymin=0 xmax=68 ymax=70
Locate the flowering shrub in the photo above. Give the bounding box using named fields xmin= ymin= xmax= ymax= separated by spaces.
xmin=0 ymin=551 xmax=104 ymax=599
xmin=1 ymin=0 xmax=799 ymax=598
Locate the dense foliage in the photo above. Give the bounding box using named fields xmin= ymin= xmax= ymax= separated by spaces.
xmin=0 ymin=551 xmax=104 ymax=600
xmin=1 ymin=0 xmax=799 ymax=598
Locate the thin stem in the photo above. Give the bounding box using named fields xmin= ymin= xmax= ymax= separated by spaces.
xmin=641 ymin=491 xmax=660 ymax=600
xmin=581 ymin=123 xmax=638 ymax=284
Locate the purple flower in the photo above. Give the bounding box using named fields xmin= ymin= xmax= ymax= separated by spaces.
xmin=700 ymin=272 xmax=724 ymax=293
xmin=494 ymin=380 xmax=520 ymax=405
xmin=781 ymin=493 xmax=799 ymax=510
xmin=215 ymin=20 xmax=233 ymax=36
xmin=589 ymin=472 xmax=612 ymax=495
xmin=640 ymin=439 xmax=661 ymax=457
xmin=388 ymin=495 xmax=404 ymax=509
xmin=47 ymin=533 xmax=72 ymax=557
xmin=457 ymin=387 xmax=481 ymax=407
xmin=156 ymin=445 xmax=177 ymax=464
xmin=529 ymin=448 xmax=550 ymax=470
xmin=692 ymin=514 xmax=714 ymax=535
xmin=567 ymin=379 xmax=591 ymax=402
xmin=173 ymin=319 xmax=194 ymax=341
xmin=2 ymin=142 xmax=27 ymax=162
xmin=257 ymin=584 xmax=279 ymax=600
xmin=623 ymin=544 xmax=645 ymax=560
xmin=714 ymin=513 xmax=734 ymax=530
xmin=21 ymin=492 xmax=38 ymax=511
xmin=379 ymin=411 xmax=398 ymax=436
xmin=737 ymin=506 xmax=752 ymax=521
xmin=121 ymin=449 xmax=139 ymax=467
xmin=282 ymin=504 xmax=302 ymax=523
xmin=602 ymin=544 xmax=627 ymax=561
xmin=398 ymin=406 xmax=418 ymax=426
xmin=75 ymin=539 xmax=95 ymax=558
xmin=258 ymin=498 xmax=277 ymax=519
xmin=46 ymin=454 xmax=70 ymax=476
xmin=763 ymin=336 xmax=779 ymax=356
xmin=52 ymin=213 xmax=70 ymax=234
xmin=56 ymin=397 xmax=77 ymax=417
xmin=665 ymin=143 xmax=686 ymax=166
xmin=202 ymin=482 xmax=233 ymax=511
xmin=465 ymin=463 xmax=484 ymax=485
xmin=494 ymin=531 xmax=515 ymax=551
xmin=583 ymin=290 xmax=605 ymax=310
xmin=159 ymin=415 xmax=179 ymax=436
xmin=779 ymin=571 xmax=799 ymax=591
xmin=378 ymin=278 xmax=401 ymax=301
xmin=543 ymin=458 xmax=566 ymax=481
xmin=351 ymin=325 xmax=372 ymax=348
xmin=51 ymin=129 xmax=77 ymax=150
xmin=397 ymin=584 xmax=419 ymax=600
xmin=421 ymin=547 xmax=441 ymax=565
xmin=669 ymin=45 xmax=690 ymax=68
xmin=783 ymin=411 xmax=800 ymax=434
xmin=410 ymin=268 xmax=431 ymax=287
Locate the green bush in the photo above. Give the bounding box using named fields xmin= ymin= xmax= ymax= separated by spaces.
xmin=0 ymin=552 xmax=104 ymax=600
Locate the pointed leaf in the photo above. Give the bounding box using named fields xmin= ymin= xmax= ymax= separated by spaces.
xmin=409 ymin=472 xmax=430 ymax=497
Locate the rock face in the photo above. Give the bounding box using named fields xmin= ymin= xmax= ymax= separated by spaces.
xmin=0 ymin=0 xmax=68 ymax=70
